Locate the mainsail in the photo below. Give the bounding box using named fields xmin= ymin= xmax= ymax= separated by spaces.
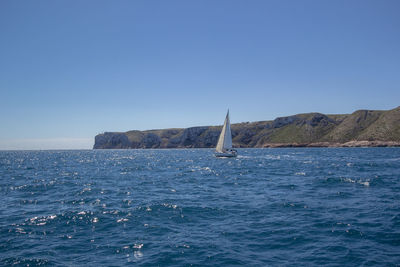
xmin=216 ymin=110 xmax=233 ymax=153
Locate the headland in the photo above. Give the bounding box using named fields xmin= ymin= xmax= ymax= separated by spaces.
xmin=94 ymin=107 xmax=400 ymax=149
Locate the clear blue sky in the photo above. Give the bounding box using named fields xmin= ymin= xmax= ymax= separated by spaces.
xmin=1 ymin=0 xmax=399 ymax=149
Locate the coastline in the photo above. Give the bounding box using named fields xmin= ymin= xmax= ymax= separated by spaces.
xmin=91 ymin=140 xmax=400 ymax=149
xmin=94 ymin=107 xmax=400 ymax=149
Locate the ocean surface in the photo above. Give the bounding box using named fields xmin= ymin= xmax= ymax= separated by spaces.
xmin=1 ymin=148 xmax=399 ymax=266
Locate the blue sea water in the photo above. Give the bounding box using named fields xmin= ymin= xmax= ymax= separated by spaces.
xmin=1 ymin=148 xmax=400 ymax=266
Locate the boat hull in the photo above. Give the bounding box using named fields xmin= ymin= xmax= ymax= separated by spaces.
xmin=214 ymin=151 xmax=237 ymax=158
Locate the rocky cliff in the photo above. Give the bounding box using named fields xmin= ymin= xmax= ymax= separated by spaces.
xmin=93 ymin=107 xmax=400 ymax=149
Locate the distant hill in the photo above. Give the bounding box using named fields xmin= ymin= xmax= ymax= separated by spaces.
xmin=93 ymin=106 xmax=400 ymax=149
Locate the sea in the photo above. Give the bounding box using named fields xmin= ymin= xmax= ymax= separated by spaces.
xmin=0 ymin=148 xmax=399 ymax=266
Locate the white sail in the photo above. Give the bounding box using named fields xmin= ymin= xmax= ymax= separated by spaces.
xmin=216 ymin=111 xmax=233 ymax=152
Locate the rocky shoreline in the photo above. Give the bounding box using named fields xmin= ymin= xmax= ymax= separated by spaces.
xmin=261 ymin=141 xmax=400 ymax=148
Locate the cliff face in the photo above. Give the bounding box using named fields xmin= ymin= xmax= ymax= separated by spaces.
xmin=93 ymin=107 xmax=400 ymax=149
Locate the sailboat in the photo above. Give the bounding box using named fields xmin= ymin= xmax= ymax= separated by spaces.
xmin=215 ymin=110 xmax=238 ymax=157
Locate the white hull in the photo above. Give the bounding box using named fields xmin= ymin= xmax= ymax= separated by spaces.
xmin=214 ymin=152 xmax=237 ymax=158
xmin=214 ymin=150 xmax=237 ymax=158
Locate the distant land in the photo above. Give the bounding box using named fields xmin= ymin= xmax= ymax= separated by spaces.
xmin=93 ymin=107 xmax=400 ymax=149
